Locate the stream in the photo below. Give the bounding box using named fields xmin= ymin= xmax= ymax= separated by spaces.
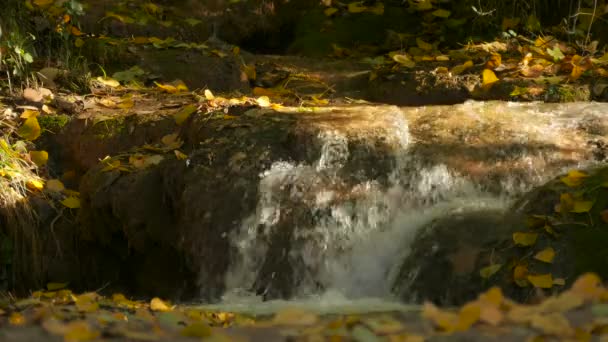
xmin=181 ymin=100 xmax=608 ymax=315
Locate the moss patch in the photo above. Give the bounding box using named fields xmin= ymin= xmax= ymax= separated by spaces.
xmin=38 ymin=114 xmax=71 ymax=134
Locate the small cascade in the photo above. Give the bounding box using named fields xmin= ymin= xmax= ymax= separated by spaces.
xmin=220 ymin=101 xmax=608 ymax=304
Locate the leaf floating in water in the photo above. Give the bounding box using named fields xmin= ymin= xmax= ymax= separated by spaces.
xmin=479 ymin=264 xmax=502 ymax=279
xmin=513 ymin=232 xmax=538 ymax=247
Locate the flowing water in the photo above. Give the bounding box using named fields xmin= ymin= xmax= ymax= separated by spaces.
xmin=203 ymin=101 xmax=608 ymax=314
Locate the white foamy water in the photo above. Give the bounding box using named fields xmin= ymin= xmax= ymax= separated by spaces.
xmin=214 ymin=101 xmax=608 ymax=314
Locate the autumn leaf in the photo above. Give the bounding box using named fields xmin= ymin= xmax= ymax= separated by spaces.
xmin=46 ymin=179 xmax=65 ymax=193
xmin=30 ymin=150 xmax=48 ymax=167
xmin=26 ymin=179 xmax=44 ymax=192
xmin=486 ymin=53 xmax=502 ymax=69
xmin=324 ymin=7 xmax=338 ymax=16
xmin=571 ymin=200 xmax=594 ymax=213
xmin=482 ymin=69 xmax=499 ymax=89
xmin=150 ymin=297 xmax=171 ymax=312
xmin=513 ymin=232 xmax=538 ymax=247
xmin=527 ymin=274 xmax=553 ymax=288
xmin=392 ymin=54 xmax=416 ymax=68
xmin=534 ymin=247 xmax=555 ymax=263
xmin=174 ymin=104 xmax=197 ymax=125
xmin=451 ymin=60 xmax=473 ymax=75
xmin=18 ymin=116 xmax=41 ymax=141
xmin=96 ymin=76 xmax=120 ymax=88
xmin=61 ymin=197 xmax=81 ymax=209
xmin=256 ymin=96 xmax=271 ymax=107
xmin=560 ymin=170 xmax=588 ymax=187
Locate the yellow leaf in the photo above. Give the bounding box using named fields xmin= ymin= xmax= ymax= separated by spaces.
xmin=30 ymin=150 xmax=48 ymax=167
xmin=256 ymin=96 xmax=271 ymax=107
xmin=534 ymin=247 xmax=555 ymax=263
xmin=560 ymin=170 xmax=588 ymax=187
xmin=431 ymin=9 xmax=451 ymax=18
xmin=20 ymin=109 xmax=39 ymax=119
xmin=416 ymin=38 xmax=434 ymax=51
xmin=486 ymin=53 xmax=502 ymax=69
xmin=348 ymin=1 xmax=367 ymax=13
xmin=435 ymin=55 xmax=450 ymax=61
xmin=75 ymin=293 xmax=100 ymax=313
xmin=204 ymin=89 xmax=215 ymax=100
xmin=479 ymin=264 xmax=502 ymax=279
xmin=455 ymin=302 xmax=481 ymax=331
xmin=174 ymin=104 xmax=198 ymax=125
xmin=26 ymin=179 xmax=44 ymax=192
xmin=527 ymin=274 xmax=553 ymax=288
xmin=451 ymin=60 xmax=473 ymax=75
xmin=571 ymin=200 xmax=594 ymax=213
xmin=513 ymin=232 xmax=538 ymax=247
xmin=96 ymin=76 xmax=120 ymax=88
xmin=174 ymin=150 xmax=188 ymax=160
xmin=46 ymin=179 xmax=65 ymax=193
xmin=150 ymin=297 xmax=171 ymax=312
xmin=324 ymin=7 xmax=338 ymax=16
xmin=61 ymin=197 xmax=81 ymax=209
xmin=392 ymin=54 xmax=416 ymax=68
xmin=180 ymin=322 xmax=212 ymax=338
xmin=155 ymin=81 xmax=188 ymax=93
xmin=241 ymin=64 xmax=256 ymax=81
xmin=18 ymin=116 xmax=41 ymax=141
xmin=571 ymin=273 xmax=603 ymax=300
xmin=482 ymin=69 xmax=499 ymax=88
xmin=117 ymin=98 xmax=134 ymax=109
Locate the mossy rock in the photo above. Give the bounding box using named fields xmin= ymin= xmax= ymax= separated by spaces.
xmin=392 ymin=166 xmax=608 ymax=305
xmin=38 ymin=114 xmax=70 ymax=134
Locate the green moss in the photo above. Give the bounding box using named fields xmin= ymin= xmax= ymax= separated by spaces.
xmin=38 ymin=114 xmax=70 ymax=133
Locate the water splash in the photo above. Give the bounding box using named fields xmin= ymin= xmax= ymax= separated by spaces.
xmin=221 ymin=101 xmax=608 ymax=306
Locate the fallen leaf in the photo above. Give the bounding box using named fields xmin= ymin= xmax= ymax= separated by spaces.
xmin=486 ymin=53 xmax=502 ymax=69
xmin=174 ymin=150 xmax=188 ymax=160
xmin=513 ymin=232 xmax=538 ymax=247
xmin=150 ymin=297 xmax=171 ymax=312
xmin=256 ymin=96 xmax=271 ymax=107
xmin=96 ymin=76 xmax=120 ymax=88
xmin=528 ymin=274 xmax=553 ymax=289
xmin=46 ymin=179 xmax=65 ymax=193
xmin=482 ymin=69 xmax=499 ymax=88
xmin=392 ymin=54 xmax=416 ymax=68
xmin=561 ymin=170 xmax=588 ymax=187
xmin=174 ymin=104 xmax=198 ymax=125
xmin=26 ymin=179 xmax=44 ymax=192
xmin=451 ymin=60 xmax=473 ymax=75
xmin=18 ymin=116 xmax=41 ymax=141
xmin=204 ymin=89 xmax=215 ymax=100
xmin=534 ymin=247 xmax=556 ymax=263
xmin=30 ymin=150 xmax=48 ymax=166
xmin=531 ymin=312 xmax=573 ymax=336
xmin=571 ymin=200 xmax=594 ymax=213
xmin=61 ymin=197 xmax=81 ymax=209
xmin=9 ymin=312 xmax=26 ymax=325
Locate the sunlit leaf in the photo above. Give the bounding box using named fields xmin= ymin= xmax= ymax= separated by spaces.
xmin=26 ymin=179 xmax=44 ymax=192
xmin=482 ymin=69 xmax=499 ymax=88
xmin=534 ymin=247 xmax=555 ymax=263
xmin=18 ymin=116 xmax=41 ymax=141
xmin=486 ymin=53 xmax=501 ymax=69
xmin=451 ymin=60 xmax=473 ymax=75
xmin=96 ymin=76 xmax=120 ymax=88
xmin=561 ymin=170 xmax=588 ymax=187
xmin=513 ymin=232 xmax=538 ymax=247
xmin=61 ymin=197 xmax=81 ymax=209
xmin=150 ymin=297 xmax=171 ymax=312
xmin=527 ymin=274 xmax=553 ymax=288
xmin=547 ymin=46 xmax=565 ymax=62
xmin=256 ymin=96 xmax=271 ymax=107
xmin=392 ymin=54 xmax=416 ymax=68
